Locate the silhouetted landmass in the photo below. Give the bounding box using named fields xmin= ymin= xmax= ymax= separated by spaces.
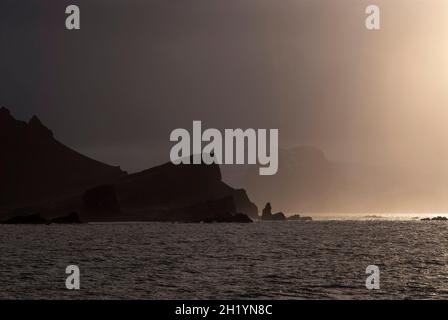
xmin=2 ymin=213 xmax=48 ymax=224
xmin=82 ymin=185 xmax=121 ymax=219
xmin=261 ymin=202 xmax=286 ymax=221
xmin=48 ymin=162 xmax=257 ymax=222
xmin=172 ymin=197 xmax=252 ymax=223
xmin=288 ymin=214 xmax=312 ymax=221
xmin=50 ymin=212 xmax=82 ymax=224
xmin=0 ymin=107 xmax=126 ymax=210
xmin=203 ymin=213 xmax=252 ymax=223
xmin=108 ymin=158 xmax=258 ymax=221
xmin=421 ymin=216 xmax=448 ymax=221
xmin=2 ymin=212 xmax=82 ymax=224
xmin=0 ymin=108 xmax=257 ymax=223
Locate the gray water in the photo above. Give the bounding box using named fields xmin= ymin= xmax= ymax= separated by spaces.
xmin=1 ymin=221 xmax=448 ymax=299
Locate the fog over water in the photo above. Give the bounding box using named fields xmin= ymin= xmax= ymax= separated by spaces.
xmin=1 ymin=1 xmax=448 ymax=212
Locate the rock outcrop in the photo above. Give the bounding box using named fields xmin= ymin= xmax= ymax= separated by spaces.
xmin=57 ymin=163 xmax=257 ymax=222
xmin=50 ymin=212 xmax=82 ymax=224
xmin=0 ymin=107 xmax=126 ymax=212
xmin=1 ymin=213 xmax=48 ymax=224
xmin=2 ymin=212 xmax=82 ymax=224
xmin=111 ymin=161 xmax=258 ymax=221
xmin=421 ymin=216 xmax=448 ymax=221
xmin=261 ymin=202 xmax=286 ymax=221
xmin=288 ymin=214 xmax=313 ymax=221
xmin=0 ymin=108 xmax=258 ymax=223
xmin=82 ymin=185 xmax=121 ymax=221
xmin=165 ymin=196 xmax=252 ymax=223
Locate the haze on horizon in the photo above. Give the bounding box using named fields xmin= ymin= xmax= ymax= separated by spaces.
xmin=1 ymin=0 xmax=448 ymax=212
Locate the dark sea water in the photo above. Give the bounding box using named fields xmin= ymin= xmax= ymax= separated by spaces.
xmin=1 ymin=221 xmax=448 ymax=300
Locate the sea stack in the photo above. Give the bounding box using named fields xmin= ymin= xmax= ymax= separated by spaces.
xmin=261 ymin=202 xmax=286 ymax=221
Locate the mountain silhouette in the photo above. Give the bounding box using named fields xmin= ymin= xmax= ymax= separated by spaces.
xmin=244 ymin=146 xmax=337 ymax=212
xmin=244 ymin=145 xmax=448 ymax=213
xmin=0 ymin=107 xmax=126 ymax=210
xmin=0 ymin=108 xmax=257 ymax=222
xmin=45 ymin=159 xmax=258 ymax=222
xmin=112 ymin=159 xmax=258 ymax=221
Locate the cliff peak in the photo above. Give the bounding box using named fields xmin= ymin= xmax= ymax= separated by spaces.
xmin=0 ymin=107 xmax=12 ymax=121
xmin=28 ymin=115 xmax=53 ymax=137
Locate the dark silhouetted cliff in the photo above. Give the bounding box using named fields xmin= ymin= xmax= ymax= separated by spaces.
xmin=47 ymin=160 xmax=258 ymax=222
xmin=0 ymin=107 xmax=126 ymax=210
xmin=0 ymin=108 xmax=258 ymax=222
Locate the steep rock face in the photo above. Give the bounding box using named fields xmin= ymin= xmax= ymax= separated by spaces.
xmin=231 ymin=189 xmax=259 ymax=219
xmin=0 ymin=108 xmax=126 ymax=211
xmin=113 ymin=161 xmax=258 ymax=220
xmin=161 ymin=196 xmax=247 ymax=223
xmin=82 ymin=185 xmax=121 ymax=221
xmin=1 ymin=108 xmax=258 ymax=222
xmin=260 ymin=202 xmax=286 ymax=221
xmin=49 ymin=162 xmax=258 ymax=222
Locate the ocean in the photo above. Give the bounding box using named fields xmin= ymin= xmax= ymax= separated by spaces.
xmin=1 ymin=220 xmax=448 ymax=299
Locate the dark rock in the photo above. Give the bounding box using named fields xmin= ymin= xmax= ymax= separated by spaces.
xmin=11 ymin=206 xmax=44 ymax=216
xmin=0 ymin=107 xmax=12 ymax=120
xmin=203 ymin=213 xmax=252 ymax=223
xmin=112 ymin=160 xmax=258 ymax=221
xmin=261 ymin=202 xmax=273 ymax=220
xmin=432 ymin=216 xmax=448 ymax=221
xmin=231 ymin=188 xmax=258 ymax=219
xmin=165 ymin=196 xmax=252 ymax=223
xmin=288 ymin=214 xmax=313 ymax=221
xmin=50 ymin=212 xmax=82 ymax=224
xmin=35 ymin=160 xmax=259 ymax=223
xmin=2 ymin=213 xmax=48 ymax=224
xmin=0 ymin=108 xmax=126 ymax=214
xmin=270 ymin=212 xmax=287 ymax=221
xmin=0 ymin=108 xmax=259 ymax=223
xmin=28 ymin=115 xmax=53 ymax=138
xmin=420 ymin=216 xmax=448 ymax=221
xmin=261 ymin=202 xmax=286 ymax=221
xmin=82 ymin=185 xmax=121 ymax=221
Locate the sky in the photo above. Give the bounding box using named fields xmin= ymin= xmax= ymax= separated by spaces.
xmin=1 ymin=0 xmax=447 ymax=177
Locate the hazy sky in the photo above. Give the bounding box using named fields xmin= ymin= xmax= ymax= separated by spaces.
xmin=1 ymin=0 xmax=447 ymax=174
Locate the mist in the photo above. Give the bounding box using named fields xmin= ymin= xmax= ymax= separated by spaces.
xmin=1 ymin=0 xmax=448 ymax=211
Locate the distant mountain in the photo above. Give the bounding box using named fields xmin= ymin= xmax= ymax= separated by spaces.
xmin=0 ymin=108 xmax=258 ymax=222
xmin=0 ymin=107 xmax=126 ymax=209
xmin=244 ymin=145 xmax=448 ymax=213
xmin=244 ymin=146 xmax=338 ymax=213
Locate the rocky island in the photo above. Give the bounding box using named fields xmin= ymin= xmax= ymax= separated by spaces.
xmin=288 ymin=214 xmax=313 ymax=221
xmin=421 ymin=216 xmax=448 ymax=221
xmin=0 ymin=108 xmax=256 ymax=224
xmin=261 ymin=202 xmax=286 ymax=221
xmin=260 ymin=203 xmax=313 ymax=221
